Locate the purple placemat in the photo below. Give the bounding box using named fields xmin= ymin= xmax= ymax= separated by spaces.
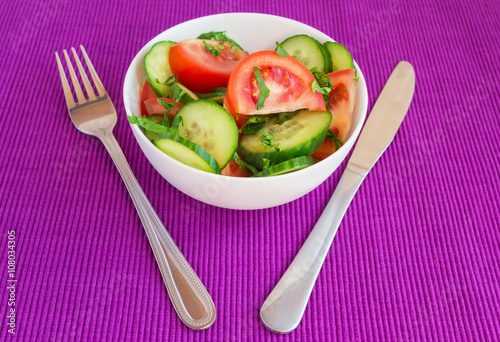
xmin=1 ymin=0 xmax=500 ymax=341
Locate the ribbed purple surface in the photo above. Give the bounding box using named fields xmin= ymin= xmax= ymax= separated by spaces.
xmin=1 ymin=0 xmax=499 ymax=340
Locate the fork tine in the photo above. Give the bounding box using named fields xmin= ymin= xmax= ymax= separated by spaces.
xmin=55 ymin=52 xmax=76 ymax=109
xmin=79 ymin=45 xmax=106 ymax=97
xmin=71 ymin=47 xmax=97 ymax=101
xmin=63 ymin=49 xmax=86 ymax=104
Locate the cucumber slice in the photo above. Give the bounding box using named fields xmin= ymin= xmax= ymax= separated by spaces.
xmin=279 ymin=34 xmax=332 ymax=72
xmin=154 ymin=132 xmax=221 ymax=174
xmin=253 ymin=156 xmax=315 ymax=177
xmin=171 ymin=100 xmax=238 ymax=169
xmin=238 ymin=109 xmax=332 ymax=169
xmin=144 ymin=41 xmax=176 ymax=97
xmin=324 ymin=42 xmax=355 ymax=72
xmin=143 ymin=114 xmax=164 ymax=141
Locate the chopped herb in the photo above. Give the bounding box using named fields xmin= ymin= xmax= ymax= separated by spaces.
xmin=326 ymin=130 xmax=344 ymax=150
xmin=203 ymin=41 xmax=225 ymax=56
xmin=310 ymin=68 xmax=333 ymax=107
xmin=197 ymin=31 xmax=244 ymax=51
xmin=177 ymin=116 xmax=184 ymax=127
xmin=353 ymin=76 xmax=359 ymax=82
xmin=253 ymin=67 xmax=270 ymax=110
xmin=262 ymin=158 xmax=271 ymax=170
xmin=157 ymin=98 xmax=176 ymax=126
xmin=241 ymin=116 xmax=270 ymax=135
xmin=158 ymin=98 xmax=175 ymax=111
xmin=232 ymin=153 xmax=259 ymax=175
xmin=275 ymin=111 xmax=298 ymax=125
xmin=275 ymin=42 xmax=289 ymax=57
xmin=260 ymin=130 xmax=275 ymax=148
xmin=311 ymin=80 xmax=327 ymax=95
xmin=127 ymin=115 xmax=176 ymax=135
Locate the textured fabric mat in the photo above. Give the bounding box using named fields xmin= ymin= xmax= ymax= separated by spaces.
xmin=1 ymin=0 xmax=499 ymax=340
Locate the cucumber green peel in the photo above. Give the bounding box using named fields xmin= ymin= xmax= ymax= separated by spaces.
xmin=155 ymin=132 xmax=221 ymax=174
xmin=253 ymin=156 xmax=315 ymax=177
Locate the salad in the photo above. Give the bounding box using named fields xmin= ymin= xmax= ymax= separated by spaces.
xmin=128 ymin=31 xmax=357 ymax=177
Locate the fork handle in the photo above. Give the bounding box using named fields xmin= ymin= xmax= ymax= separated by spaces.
xmin=99 ymin=131 xmax=216 ymax=330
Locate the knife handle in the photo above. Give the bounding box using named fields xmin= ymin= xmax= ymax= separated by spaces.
xmin=260 ymin=167 xmax=365 ymax=333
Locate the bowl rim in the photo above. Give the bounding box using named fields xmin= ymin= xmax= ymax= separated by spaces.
xmin=123 ymin=12 xmax=368 ymax=183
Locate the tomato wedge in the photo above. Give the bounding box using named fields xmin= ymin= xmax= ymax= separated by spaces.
xmin=140 ymin=81 xmax=158 ymax=116
xmin=326 ymin=68 xmax=357 ymax=141
xmin=311 ymin=68 xmax=357 ymax=160
xmin=169 ymin=39 xmax=249 ymax=93
xmin=143 ymin=98 xmax=184 ymax=119
xmin=226 ymin=50 xmax=326 ymax=115
xmin=221 ymin=159 xmax=252 ymax=177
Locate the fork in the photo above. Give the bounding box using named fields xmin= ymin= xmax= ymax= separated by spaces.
xmin=55 ymin=46 xmax=216 ymax=330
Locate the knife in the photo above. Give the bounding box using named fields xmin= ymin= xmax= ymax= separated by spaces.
xmin=260 ymin=61 xmax=416 ymax=333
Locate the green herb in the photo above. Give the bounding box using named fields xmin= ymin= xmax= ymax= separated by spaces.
xmin=127 ymin=115 xmax=176 ymax=135
xmin=262 ymin=158 xmax=271 ymax=170
xmin=158 ymin=98 xmax=175 ymax=111
xmin=203 ymin=40 xmax=225 ymax=56
xmin=157 ymin=98 xmax=176 ymax=126
xmin=275 ymin=42 xmax=289 ymax=57
xmin=275 ymin=111 xmax=299 ymax=125
xmin=232 ymin=153 xmax=259 ymax=175
xmin=177 ymin=116 xmax=184 ymax=127
xmin=326 ymin=130 xmax=344 ymax=150
xmin=260 ymin=131 xmax=275 ymax=148
xmin=241 ymin=116 xmax=270 ymax=135
xmin=198 ymin=31 xmax=244 ymax=51
xmin=310 ymin=68 xmax=333 ymax=107
xmin=253 ymin=67 xmax=270 ymax=110
xmin=353 ymin=76 xmax=359 ymax=82
xmin=198 ymin=87 xmax=227 ymax=99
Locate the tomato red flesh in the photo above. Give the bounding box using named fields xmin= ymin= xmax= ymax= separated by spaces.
xmin=169 ymin=40 xmax=249 ymax=93
xmin=326 ymin=68 xmax=357 ymax=142
xmin=143 ymin=97 xmax=184 ymax=119
xmin=221 ymin=159 xmax=252 ymax=177
xmin=140 ymin=81 xmax=158 ymax=116
xmin=227 ymin=50 xmax=325 ymax=115
xmin=311 ymin=68 xmax=357 ymax=160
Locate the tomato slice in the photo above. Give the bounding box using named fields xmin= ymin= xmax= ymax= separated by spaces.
xmin=221 ymin=159 xmax=253 ymax=177
xmin=140 ymin=81 xmax=158 ymax=116
xmin=223 ymin=96 xmax=251 ymax=128
xmin=326 ymin=68 xmax=357 ymax=141
xmin=143 ymin=97 xmax=184 ymax=119
xmin=311 ymin=68 xmax=357 ymax=160
xmin=226 ymin=50 xmax=326 ymax=115
xmin=169 ymin=39 xmax=249 ymax=94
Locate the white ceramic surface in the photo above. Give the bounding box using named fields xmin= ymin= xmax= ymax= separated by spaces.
xmin=123 ymin=13 xmax=368 ymax=210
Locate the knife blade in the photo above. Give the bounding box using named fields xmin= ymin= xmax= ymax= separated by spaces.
xmin=260 ymin=61 xmax=415 ymax=333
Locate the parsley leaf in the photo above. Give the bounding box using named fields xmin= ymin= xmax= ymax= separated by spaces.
xmin=326 ymin=130 xmax=344 ymax=150
xmin=260 ymin=131 xmax=275 ymax=148
xmin=275 ymin=42 xmax=289 ymax=57
xmin=197 ymin=31 xmax=244 ymax=51
xmin=253 ymin=67 xmax=270 ymax=110
xmin=241 ymin=116 xmax=270 ymax=135
xmin=310 ymin=68 xmax=333 ymax=107
xmin=203 ymin=41 xmax=225 ymax=56
xmin=127 ymin=115 xmax=176 ymax=135
xmin=275 ymin=111 xmax=298 ymax=125
xmin=262 ymin=158 xmax=271 ymax=170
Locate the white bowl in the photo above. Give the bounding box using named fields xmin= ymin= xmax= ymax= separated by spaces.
xmin=123 ymin=13 xmax=368 ymax=210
